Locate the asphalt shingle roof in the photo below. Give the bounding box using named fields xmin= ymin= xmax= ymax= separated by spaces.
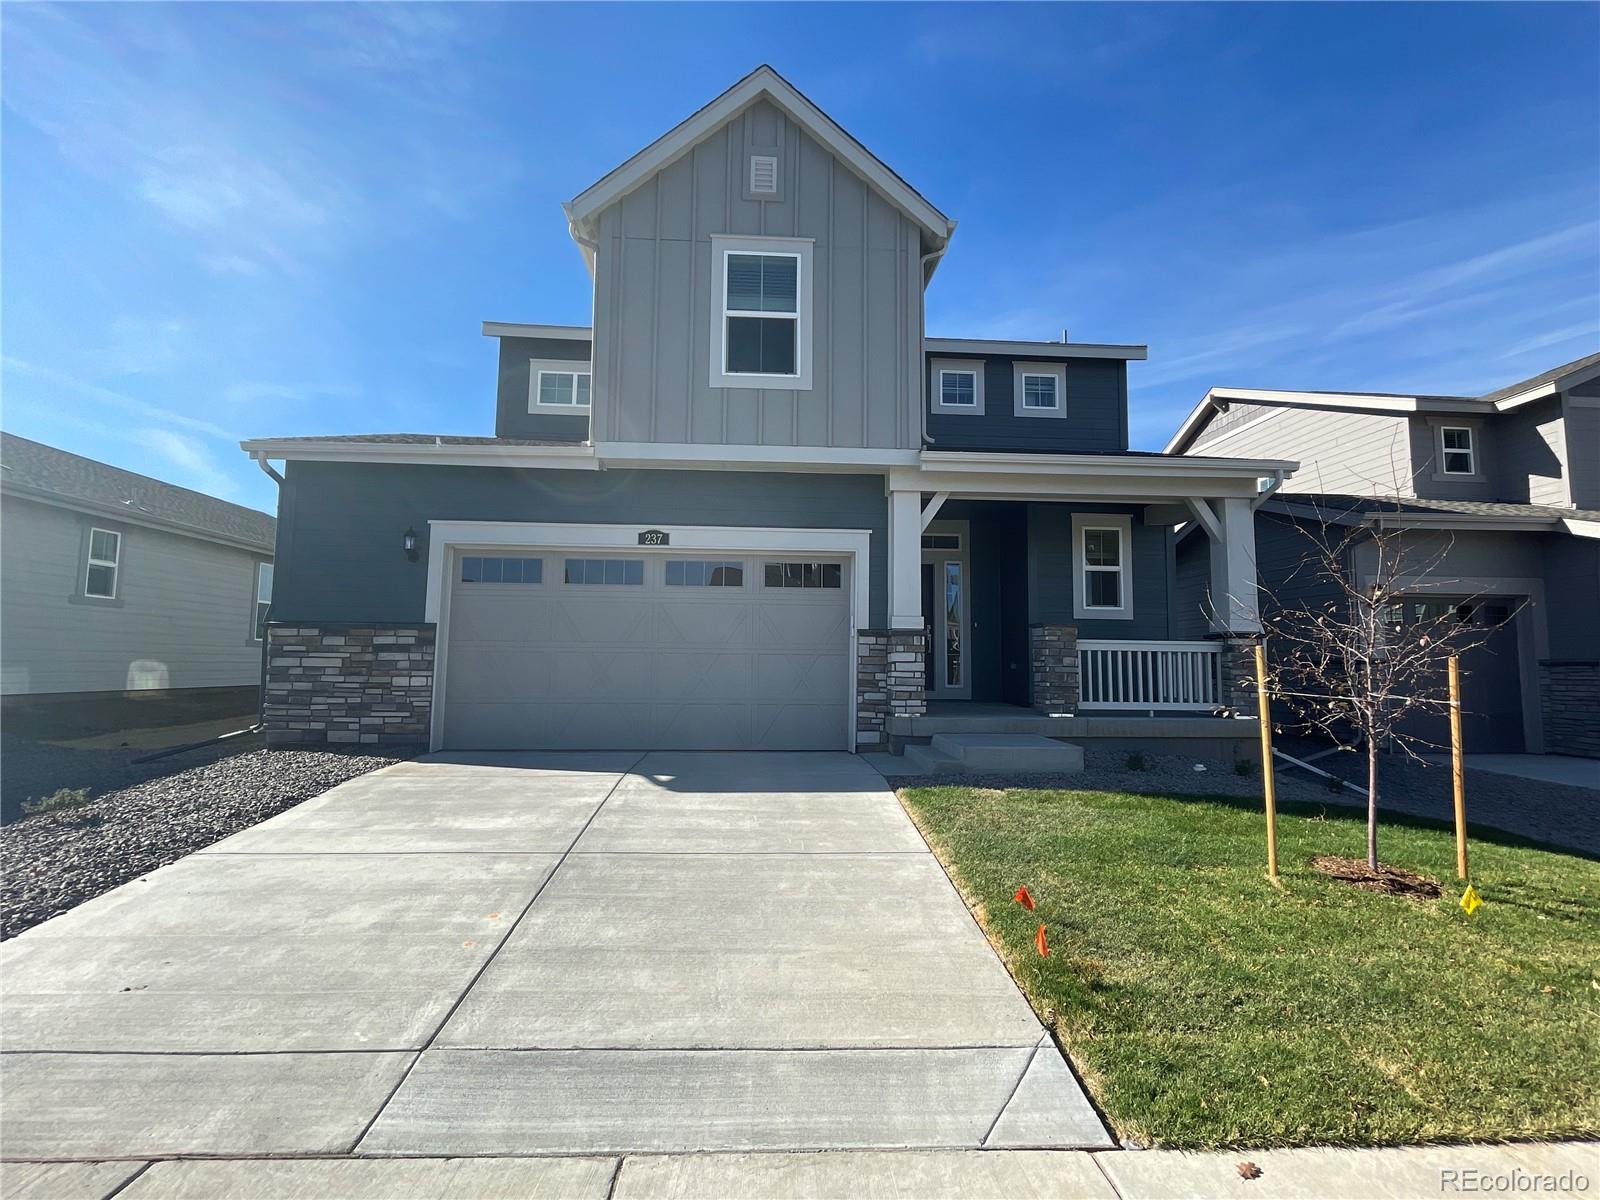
xmin=1278 ymin=492 xmax=1600 ymax=524
xmin=249 ymin=433 xmax=587 ymax=447
xmin=1476 ymin=350 xmax=1600 ymax=404
xmin=1 ymin=432 xmax=276 ymax=550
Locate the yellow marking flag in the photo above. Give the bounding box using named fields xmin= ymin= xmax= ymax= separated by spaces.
xmin=1460 ymin=884 xmax=1483 ymax=915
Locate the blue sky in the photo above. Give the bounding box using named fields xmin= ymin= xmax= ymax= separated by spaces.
xmin=3 ymin=3 xmax=1596 ymax=514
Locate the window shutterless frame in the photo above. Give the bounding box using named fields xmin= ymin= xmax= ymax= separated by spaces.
xmin=1013 ymin=363 xmax=1067 ymax=419
xmin=1071 ymin=513 xmax=1133 ymax=620
xmin=930 ymin=359 xmax=985 ymax=415
xmin=1439 ymin=425 xmax=1476 ymax=476
xmin=84 ymin=527 xmax=121 ymax=599
xmin=708 ymin=234 xmax=814 ymax=391
xmin=528 ymin=360 xmax=592 ymax=412
xmin=252 ymin=561 xmax=274 ymax=640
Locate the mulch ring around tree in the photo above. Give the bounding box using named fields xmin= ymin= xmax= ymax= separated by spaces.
xmin=1311 ymin=854 xmax=1442 ymax=900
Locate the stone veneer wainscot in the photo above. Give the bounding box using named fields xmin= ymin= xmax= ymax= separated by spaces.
xmin=264 ymin=623 xmax=435 ymax=749
xmin=856 ymin=629 xmax=927 ymax=749
xmin=1539 ymin=661 xmax=1600 ymax=759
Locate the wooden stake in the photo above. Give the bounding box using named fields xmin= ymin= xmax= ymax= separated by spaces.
xmin=1448 ymin=655 xmax=1467 ymax=881
xmin=1254 ymin=641 xmax=1279 ymax=880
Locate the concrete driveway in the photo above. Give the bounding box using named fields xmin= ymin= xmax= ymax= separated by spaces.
xmin=0 ymin=752 xmax=1106 ymax=1160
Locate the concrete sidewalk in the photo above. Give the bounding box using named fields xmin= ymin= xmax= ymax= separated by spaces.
xmin=6 ymin=1144 xmax=1593 ymax=1199
xmin=0 ymin=751 xmax=1105 ymax=1160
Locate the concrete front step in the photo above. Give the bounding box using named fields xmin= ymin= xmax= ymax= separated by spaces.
xmin=895 ymin=734 xmax=1085 ymax=775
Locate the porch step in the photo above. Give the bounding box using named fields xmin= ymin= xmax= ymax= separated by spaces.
xmin=894 ymin=734 xmax=1086 ymax=776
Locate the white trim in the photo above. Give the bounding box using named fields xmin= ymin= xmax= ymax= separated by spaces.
xmin=251 ymin=560 xmax=274 ymax=641
xmin=926 ymin=338 xmax=1147 ymax=361
xmin=931 ymin=359 xmax=984 ymax=415
xmin=1435 ymin=423 xmax=1480 ymax=479
xmin=748 ymin=154 xmax=779 ymax=195
xmin=1013 ymin=364 xmax=1066 ymax=419
xmin=482 ymin=321 xmax=592 ymax=341
xmin=423 ymin=520 xmax=872 ymax=753
xmin=238 ymin=440 xmax=599 ymax=470
xmin=529 ymin=359 xmax=593 ymax=413
xmin=1071 ymin=513 xmax=1133 ymax=620
xmin=564 ymin=66 xmax=955 ymax=250
xmin=917 ymin=449 xmax=1297 ymax=475
xmin=84 ymin=526 xmax=121 ymax=599
xmin=710 ymin=236 xmax=814 ymax=391
xmin=1186 ymin=406 xmax=1278 ymax=452
xmin=1166 ymin=386 xmax=1490 ymax=454
xmin=922 ymin=518 xmax=971 ymax=699
xmin=1562 ymin=518 xmax=1600 ymax=539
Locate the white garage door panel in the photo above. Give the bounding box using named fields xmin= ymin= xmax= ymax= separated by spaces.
xmin=443 ymin=553 xmax=850 ymax=750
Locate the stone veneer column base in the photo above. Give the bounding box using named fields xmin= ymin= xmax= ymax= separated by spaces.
xmin=1217 ymin=635 xmax=1261 ymax=715
xmin=1539 ymin=661 xmax=1599 ymax=758
xmin=856 ymin=629 xmax=927 ymax=749
xmin=264 ymin=622 xmax=435 ymax=749
xmin=1029 ymin=624 xmax=1079 ymax=714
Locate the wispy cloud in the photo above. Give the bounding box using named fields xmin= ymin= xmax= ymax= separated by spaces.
xmin=2 ymin=358 xmax=233 ymax=440
xmin=130 ymin=428 xmax=239 ymax=498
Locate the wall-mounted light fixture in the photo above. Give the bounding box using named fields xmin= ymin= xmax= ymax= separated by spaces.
xmin=403 ymin=527 xmax=419 ymax=562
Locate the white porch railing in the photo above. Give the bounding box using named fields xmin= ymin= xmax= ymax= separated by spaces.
xmin=1077 ymin=640 xmax=1223 ymax=711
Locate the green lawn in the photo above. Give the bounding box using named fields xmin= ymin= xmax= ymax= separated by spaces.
xmin=900 ymin=785 xmax=1600 ymax=1149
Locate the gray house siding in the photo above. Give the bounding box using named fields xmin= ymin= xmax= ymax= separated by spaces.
xmin=1025 ymin=503 xmax=1172 ymax=640
xmin=1192 ymin=404 xmax=1412 ymax=495
xmin=494 ymin=335 xmax=592 ymax=442
xmin=270 ymin=460 xmax=890 ymax=626
xmin=1564 ymin=394 xmax=1600 ymax=510
xmin=925 ymin=356 xmax=1127 ymax=452
xmin=591 ymin=98 xmax=923 ymax=452
xmin=1487 ymin=398 xmax=1569 ymax=507
xmin=1541 ymin=534 xmax=1600 ymax=662
xmin=0 ymin=494 xmax=269 ymax=696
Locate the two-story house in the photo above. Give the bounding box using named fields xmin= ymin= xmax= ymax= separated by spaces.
xmin=243 ymin=66 xmax=1295 ymax=759
xmin=1166 ymin=351 xmax=1600 ymax=759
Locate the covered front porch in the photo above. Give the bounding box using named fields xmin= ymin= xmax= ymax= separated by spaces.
xmin=855 ymin=450 xmax=1291 ymax=756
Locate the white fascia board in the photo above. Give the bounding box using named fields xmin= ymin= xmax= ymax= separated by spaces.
xmin=563 ymin=66 xmax=954 ymax=248
xmin=0 ymin=482 xmax=275 ymax=555
xmin=595 ymin=441 xmax=919 ymax=472
xmin=482 ymin=321 xmax=593 ymax=341
xmin=1165 ymin=386 xmax=1493 ymax=454
xmin=1164 ymin=394 xmax=1223 ymax=454
xmin=239 ymin=440 xmax=600 ymax=470
xmin=899 ymin=466 xmax=1267 ymax=502
xmin=924 ymin=338 xmax=1147 ymax=361
xmin=918 ymin=449 xmax=1297 ymax=476
xmin=1562 ymin=518 xmax=1600 ymax=539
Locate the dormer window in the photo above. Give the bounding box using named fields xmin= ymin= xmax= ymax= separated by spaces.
xmin=932 ymin=359 xmax=985 ymax=414
xmin=710 ymin=235 xmax=813 ymax=391
xmin=530 ymin=361 xmax=591 ymax=412
xmin=1440 ymin=426 xmax=1475 ymax=475
xmin=1013 ymin=363 xmax=1067 ymax=419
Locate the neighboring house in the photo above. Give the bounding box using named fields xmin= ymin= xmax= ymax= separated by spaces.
xmin=243 ymin=66 xmax=1295 ymax=755
xmin=0 ymin=432 xmax=276 ymax=709
xmin=1165 ymin=352 xmax=1600 ymax=758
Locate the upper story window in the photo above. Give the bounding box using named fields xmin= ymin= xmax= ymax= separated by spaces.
xmin=1440 ymin=426 xmax=1476 ymax=476
xmin=932 ymin=359 xmax=985 ymax=415
xmin=710 ymin=235 xmax=813 ymax=391
xmin=85 ymin=528 xmax=121 ymax=599
xmin=253 ymin=562 xmax=274 ymax=640
xmin=530 ymin=360 xmax=591 ymax=413
xmin=1014 ymin=364 xmax=1067 ymax=419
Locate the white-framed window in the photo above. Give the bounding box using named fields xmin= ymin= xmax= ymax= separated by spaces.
xmin=1439 ymin=425 xmax=1476 ymax=476
xmin=563 ymin=558 xmax=644 ymax=586
xmin=84 ymin=527 xmax=121 ymax=599
xmin=709 ymin=234 xmax=813 ymax=390
xmin=1071 ymin=513 xmax=1133 ymax=620
xmin=932 ymin=358 xmax=985 ymax=415
xmin=665 ymin=559 xmax=745 ymax=587
xmin=252 ymin=562 xmax=274 ymax=640
xmin=529 ymin=361 xmax=591 ymax=412
xmin=763 ymin=561 xmax=842 ymax=589
xmin=1013 ymin=363 xmax=1066 ymax=419
xmin=460 ymin=556 xmax=544 ymax=584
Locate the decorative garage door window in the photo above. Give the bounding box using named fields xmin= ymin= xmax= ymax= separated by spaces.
xmin=460 ymin=556 xmax=543 ymax=584
xmin=665 ymin=560 xmax=744 ymax=587
xmin=764 ymin=561 xmax=842 ymax=589
xmin=563 ymin=558 xmax=645 ymax=585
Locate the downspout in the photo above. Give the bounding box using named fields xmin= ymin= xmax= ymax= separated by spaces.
xmin=252 ymin=452 xmax=283 ymax=725
xmin=918 ymin=245 xmax=948 ymax=448
xmin=570 ymin=220 xmax=602 ymax=451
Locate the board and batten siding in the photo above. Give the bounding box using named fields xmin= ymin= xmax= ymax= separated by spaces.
xmin=591 ymin=99 xmax=924 ymax=451
xmin=0 ymin=494 xmax=269 ymax=696
xmin=1191 ymin=404 xmax=1412 ymax=495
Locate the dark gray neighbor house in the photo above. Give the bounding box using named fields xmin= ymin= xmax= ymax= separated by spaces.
xmin=243 ymin=65 xmax=1296 ymax=761
xmin=1 ymin=432 xmax=276 ymax=720
xmin=1166 ymin=351 xmax=1600 ymax=759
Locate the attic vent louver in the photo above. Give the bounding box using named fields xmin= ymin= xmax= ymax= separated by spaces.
xmin=749 ymin=155 xmax=779 ymax=195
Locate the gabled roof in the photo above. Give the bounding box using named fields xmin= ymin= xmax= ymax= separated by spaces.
xmin=1 ymin=432 xmax=275 ymax=552
xmin=1264 ymin=492 xmax=1600 ymax=538
xmin=564 ymin=65 xmax=955 ymax=261
xmin=1165 ymin=348 xmax=1600 ymax=454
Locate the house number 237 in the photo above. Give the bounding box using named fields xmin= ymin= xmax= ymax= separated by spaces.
xmin=637 ymin=529 xmax=670 ymax=546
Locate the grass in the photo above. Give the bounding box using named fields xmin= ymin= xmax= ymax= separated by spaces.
xmin=900 ymin=784 xmax=1600 ymax=1150
xmin=20 ymin=787 xmax=93 ymax=818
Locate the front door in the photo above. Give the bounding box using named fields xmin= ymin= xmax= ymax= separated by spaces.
xmin=921 ymin=521 xmax=971 ymax=699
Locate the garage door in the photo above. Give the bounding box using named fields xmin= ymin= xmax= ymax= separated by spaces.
xmin=441 ymin=551 xmax=851 ymax=750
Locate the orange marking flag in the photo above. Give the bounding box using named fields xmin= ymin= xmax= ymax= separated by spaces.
xmin=1013 ymin=885 xmax=1036 ymax=910
xmin=1034 ymin=924 xmax=1049 ymax=957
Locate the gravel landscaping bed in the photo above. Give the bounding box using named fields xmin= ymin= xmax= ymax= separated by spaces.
xmin=1 ymin=747 xmax=411 ymax=939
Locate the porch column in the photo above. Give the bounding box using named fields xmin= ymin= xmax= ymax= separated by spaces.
xmin=888 ymin=488 xmax=923 ymax=630
xmin=1207 ymin=496 xmax=1261 ymax=634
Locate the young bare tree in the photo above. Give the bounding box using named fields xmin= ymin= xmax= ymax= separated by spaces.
xmin=1257 ymin=500 xmax=1515 ymax=870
